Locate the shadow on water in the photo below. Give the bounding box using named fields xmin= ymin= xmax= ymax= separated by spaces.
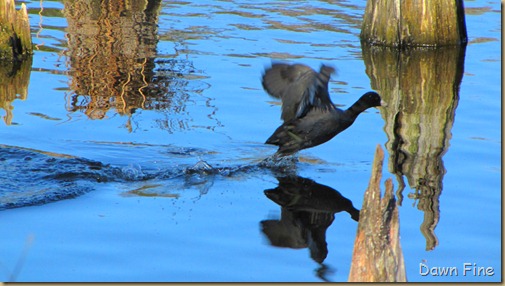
xmin=261 ymin=175 xmax=360 ymax=282
xmin=361 ymin=43 xmax=466 ymax=251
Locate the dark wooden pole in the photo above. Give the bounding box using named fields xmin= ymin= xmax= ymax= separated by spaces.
xmin=361 ymin=0 xmax=467 ymax=47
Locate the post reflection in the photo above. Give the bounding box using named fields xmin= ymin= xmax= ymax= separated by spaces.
xmin=261 ymin=175 xmax=359 ymax=280
xmin=0 ymin=57 xmax=32 ymax=125
xmin=361 ymin=43 xmax=466 ymax=250
xmin=62 ymin=0 xmax=212 ymax=132
xmin=63 ymin=0 xmax=160 ymax=120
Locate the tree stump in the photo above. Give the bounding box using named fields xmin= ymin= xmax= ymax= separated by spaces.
xmin=348 ymin=145 xmax=406 ymax=282
xmin=361 ymin=0 xmax=467 ymax=47
xmin=0 ymin=0 xmax=32 ymax=60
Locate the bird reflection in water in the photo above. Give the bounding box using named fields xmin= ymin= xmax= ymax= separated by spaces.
xmin=261 ymin=175 xmax=359 ymax=281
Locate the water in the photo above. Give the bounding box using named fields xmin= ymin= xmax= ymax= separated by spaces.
xmin=0 ymin=0 xmax=501 ymax=282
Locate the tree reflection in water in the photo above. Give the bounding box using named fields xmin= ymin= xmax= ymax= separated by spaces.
xmin=362 ymin=43 xmax=466 ymax=250
xmin=63 ymin=0 xmax=214 ymax=132
xmin=0 ymin=58 xmax=32 ymax=125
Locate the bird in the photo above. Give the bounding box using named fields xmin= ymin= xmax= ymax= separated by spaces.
xmin=262 ymin=62 xmax=383 ymax=156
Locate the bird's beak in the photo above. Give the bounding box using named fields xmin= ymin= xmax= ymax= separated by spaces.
xmin=380 ymin=99 xmax=388 ymax=107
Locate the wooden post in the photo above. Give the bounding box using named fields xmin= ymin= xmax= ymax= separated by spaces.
xmin=0 ymin=0 xmax=32 ymax=59
xmin=0 ymin=0 xmax=32 ymax=125
xmin=361 ymin=0 xmax=467 ymax=47
xmin=348 ymin=145 xmax=406 ymax=282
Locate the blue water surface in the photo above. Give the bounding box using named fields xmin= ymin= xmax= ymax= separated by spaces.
xmin=0 ymin=0 xmax=501 ymax=282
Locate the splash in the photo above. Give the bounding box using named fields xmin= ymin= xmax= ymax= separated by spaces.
xmin=0 ymin=145 xmax=301 ymax=210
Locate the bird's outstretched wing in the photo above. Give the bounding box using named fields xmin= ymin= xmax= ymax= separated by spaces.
xmin=262 ymin=63 xmax=336 ymax=122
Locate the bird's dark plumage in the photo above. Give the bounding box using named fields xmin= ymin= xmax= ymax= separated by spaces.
xmin=262 ymin=63 xmax=336 ymax=121
xmin=262 ymin=62 xmax=382 ymax=156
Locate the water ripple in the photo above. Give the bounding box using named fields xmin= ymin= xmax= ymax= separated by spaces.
xmin=0 ymin=144 xmax=300 ymax=210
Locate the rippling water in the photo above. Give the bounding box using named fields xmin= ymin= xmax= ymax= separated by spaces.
xmin=0 ymin=0 xmax=501 ymax=282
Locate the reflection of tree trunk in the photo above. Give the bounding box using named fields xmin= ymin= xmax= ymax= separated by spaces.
xmin=349 ymin=145 xmax=406 ymax=282
xmin=63 ymin=0 xmax=162 ymax=122
xmin=362 ymin=44 xmax=466 ymax=250
xmin=0 ymin=57 xmax=32 ymax=125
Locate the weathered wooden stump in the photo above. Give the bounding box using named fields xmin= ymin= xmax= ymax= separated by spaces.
xmin=361 ymin=0 xmax=467 ymax=47
xmin=0 ymin=0 xmax=33 ymax=125
xmin=348 ymin=145 xmax=406 ymax=282
xmin=0 ymin=0 xmax=32 ymax=60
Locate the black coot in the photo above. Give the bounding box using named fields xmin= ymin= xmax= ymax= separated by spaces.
xmin=262 ymin=62 xmax=383 ymax=156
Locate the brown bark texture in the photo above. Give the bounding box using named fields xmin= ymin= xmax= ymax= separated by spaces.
xmin=348 ymin=145 xmax=406 ymax=282
xmin=0 ymin=0 xmax=32 ymax=59
xmin=361 ymin=0 xmax=467 ymax=47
